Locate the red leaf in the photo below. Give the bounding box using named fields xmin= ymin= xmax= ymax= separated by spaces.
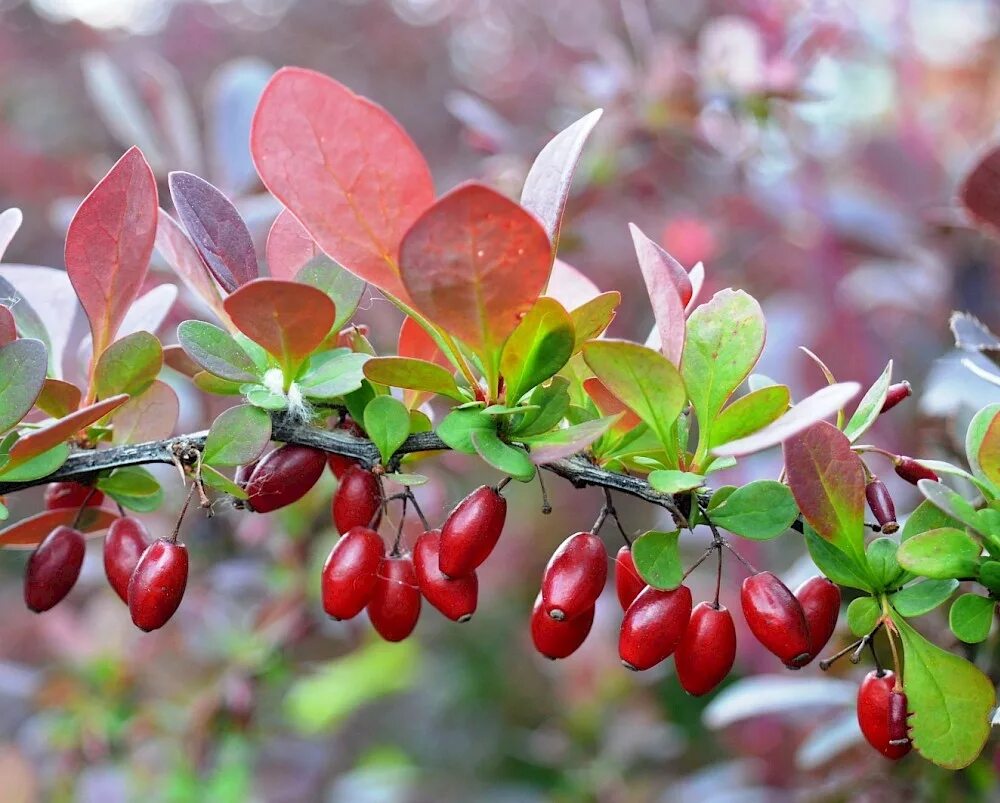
xmin=111 ymin=380 xmax=179 ymax=444
xmin=399 ymin=182 xmax=552 ymax=356
xmin=155 ymin=210 xmax=227 ymax=322
xmin=630 ymin=223 xmax=690 ymax=365
xmin=65 ymin=147 xmax=158 ymax=360
xmin=251 ymin=67 xmax=435 ymax=300
xmin=7 ymin=394 xmax=129 ymax=468
xmin=168 ymin=171 xmax=258 ymax=293
xmin=266 ymin=209 xmax=320 ymax=280
xmin=545 ymin=259 xmax=601 ymax=311
xmin=583 ymin=377 xmax=641 ymax=434
xmin=223 ymin=278 xmax=335 ymax=369
xmin=0 ymin=307 xmax=14 ymax=346
xmin=960 ymin=144 xmax=1000 ymax=235
xmin=783 ymin=421 xmax=865 ymax=559
xmin=0 ymin=508 xmax=119 ymax=549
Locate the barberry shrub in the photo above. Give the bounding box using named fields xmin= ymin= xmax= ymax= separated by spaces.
xmin=0 ymin=65 xmax=999 ymax=771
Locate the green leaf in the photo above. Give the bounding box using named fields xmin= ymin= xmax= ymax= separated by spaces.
xmin=97 ymin=466 xmax=163 ymax=512
xmin=569 ymin=292 xmax=619 ymax=350
xmin=706 ymin=485 xmax=737 ymax=511
xmin=802 ymin=525 xmax=873 ymax=591
xmin=582 ymin=339 xmax=686 ymax=457
xmin=681 ymin=289 xmax=765 ymax=461
xmin=298 ymin=350 xmax=370 ymax=399
xmin=647 ymin=470 xmax=705 ymax=494
xmin=342 ymin=380 xmax=376 ymax=426
xmin=500 ymin=297 xmax=575 ymax=403
xmin=0 ymin=442 xmax=69 ymax=481
xmin=363 ymin=357 xmax=464 ymax=402
xmin=631 ymin=530 xmax=682 ymax=590
xmin=707 ymin=480 xmax=798 ymax=541
xmin=0 ymin=339 xmax=47 ymax=433
xmin=978 ymin=560 xmax=1000 ymax=594
xmin=949 ymin=594 xmax=994 ymax=644
xmin=892 ymin=615 xmax=994 ymax=769
xmin=178 ymin=320 xmax=260 ymax=383
xmin=843 ymin=360 xmax=892 ymax=442
xmin=470 ymin=429 xmax=535 ymax=481
xmin=244 ymin=386 xmax=288 ymax=410
xmin=514 ymin=378 xmax=570 ymax=437
xmin=965 ymin=402 xmax=1000 ymax=485
xmin=193 ymin=372 xmax=244 ymax=396
xmin=890 ymin=579 xmax=958 ymax=617
xmin=710 ymin=385 xmax=790 ymax=449
xmin=900 ymin=499 xmax=963 ymax=541
xmin=363 ymin=396 xmax=411 ymax=465
xmin=917 ymin=480 xmax=981 ymax=532
xmin=203 ymin=405 xmax=272 ymax=467
xmin=518 ymin=416 xmax=619 ymax=463
xmin=295 ymin=257 xmax=366 ymax=333
xmin=94 ymin=331 xmax=162 ymax=398
xmin=975 ymin=405 xmax=1000 ymax=491
xmin=865 ymin=537 xmax=903 ymax=589
xmin=200 ymin=464 xmax=247 ymax=500
xmin=846 ymin=596 xmax=880 ymax=636
xmin=437 ymin=407 xmax=494 ymax=455
xmin=382 ymin=472 xmax=428 ymax=487
xmin=896 ymin=528 xmax=981 ymax=580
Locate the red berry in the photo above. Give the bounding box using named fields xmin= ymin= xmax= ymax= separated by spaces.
xmin=541 ymin=532 xmax=608 ymax=621
xmin=438 ymin=485 xmax=507 ymax=577
xmin=328 ymin=419 xmax=365 ymax=479
xmin=530 ymin=593 xmax=594 ymax=659
xmin=103 ymin=517 xmax=149 ymax=604
xmin=128 ymin=539 xmax=189 ymax=631
xmin=794 ymin=575 xmax=841 ymax=660
xmin=614 ymin=545 xmax=646 ymax=611
xmin=234 ymin=460 xmax=258 ymax=489
xmin=619 ymin=584 xmax=693 ymax=671
xmin=321 ymin=526 xmax=384 ymax=620
xmin=865 ymin=478 xmax=898 ymax=534
xmin=893 ymin=456 xmax=938 ymax=486
xmin=368 ymin=554 xmax=421 ymax=642
xmin=857 ymin=670 xmax=911 ymax=759
xmin=24 ymin=526 xmax=86 ymax=612
xmin=740 ymin=572 xmax=812 ymax=668
xmin=879 ymin=381 xmax=911 ymax=414
xmin=413 ymin=529 xmax=478 ymax=622
xmin=245 ymin=444 xmax=327 ymax=513
xmin=44 ymin=482 xmax=104 ymax=510
xmin=332 ymin=465 xmax=383 ymax=533
xmin=675 ymin=602 xmax=737 ymax=696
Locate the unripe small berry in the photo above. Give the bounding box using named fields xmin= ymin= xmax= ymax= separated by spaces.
xmin=879 ymin=381 xmax=911 ymax=414
xmin=893 ymin=456 xmax=938 ymax=486
xmin=865 ymin=477 xmax=898 ymax=534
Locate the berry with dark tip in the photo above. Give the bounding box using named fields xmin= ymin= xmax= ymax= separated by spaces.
xmin=741 ymin=571 xmax=812 ymax=668
xmin=619 ymin=584 xmax=692 ymax=671
xmin=530 ymin=593 xmax=594 ymax=659
xmin=541 ymin=531 xmax=607 ymax=621
xmin=413 ymin=529 xmax=478 ymax=622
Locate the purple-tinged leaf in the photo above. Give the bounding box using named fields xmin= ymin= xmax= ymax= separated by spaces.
xmin=630 ymin=223 xmax=690 ymax=365
xmin=0 ymin=208 xmax=22 ymax=262
xmin=520 ymin=415 xmax=620 ymax=463
xmin=712 ymin=382 xmax=861 ymax=457
xmin=0 ymin=338 xmax=47 ymax=433
xmin=155 ymin=209 xmax=228 ymax=323
xmin=266 ymin=209 xmax=319 ymax=280
xmin=169 ymin=171 xmax=258 ymax=293
xmin=520 ymin=109 xmax=603 ymax=255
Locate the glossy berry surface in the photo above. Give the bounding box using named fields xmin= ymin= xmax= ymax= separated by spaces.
xmin=865 ymin=478 xmax=898 ymax=534
xmin=619 ymin=584 xmax=692 ymax=671
xmin=857 ymin=670 xmax=912 ymax=760
xmin=368 ymin=554 xmax=421 ymax=642
xmin=438 ymin=485 xmax=507 ymax=578
xmin=894 ymin=456 xmax=938 ymax=486
xmin=43 ymin=482 xmax=104 ymax=510
xmin=530 ymin=593 xmax=594 ymax=660
xmin=541 ymin=531 xmax=608 ymax=621
xmin=413 ymin=529 xmax=478 ymax=622
xmin=128 ymin=539 xmax=189 ymax=632
xmin=321 ymin=526 xmax=384 ymax=620
xmin=24 ymin=525 xmax=86 ymax=612
xmin=614 ymin=545 xmax=646 ymax=611
xmin=328 ymin=419 xmax=365 ymax=479
xmin=245 ymin=444 xmax=327 ymax=513
xmin=675 ymin=602 xmax=737 ymax=696
xmin=740 ymin=572 xmax=812 ymax=668
xmin=103 ymin=517 xmax=150 ymax=603
xmin=880 ymin=381 xmax=911 ymax=414
xmin=794 ymin=575 xmax=841 ymax=659
xmin=331 ymin=465 xmax=383 ymax=533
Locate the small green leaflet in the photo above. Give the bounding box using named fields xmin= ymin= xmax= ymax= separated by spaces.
xmin=437 ymin=407 xmax=494 ymax=454
xmin=846 ymin=596 xmax=880 ymax=636
xmin=500 ymin=297 xmax=575 ymax=404
xmin=631 ymin=530 xmax=682 ymax=589
xmin=97 ymin=466 xmax=163 ymax=512
xmin=843 ymin=360 xmax=892 ymax=442
xmin=203 ymin=404 xmax=272 ymax=467
xmin=363 ymin=396 xmax=411 ymax=465
xmin=949 ymin=594 xmax=994 ymax=644
xmin=363 ymin=357 xmax=464 ymax=402
xmin=707 ymin=480 xmax=797 ymax=541
xmin=0 ymin=442 xmax=69 ymax=481
xmin=710 ymin=385 xmax=790 ymax=449
xmin=802 ymin=525 xmax=873 ymax=591
xmin=895 ymin=528 xmax=981 ymax=580
xmin=865 ymin=537 xmax=903 ymax=589
xmin=471 ymin=429 xmax=535 ymax=482
xmin=889 ymin=578 xmax=958 ymax=617
xmin=177 ymin=320 xmax=260 ymax=383
xmin=647 ymin=470 xmax=705 ymax=494
xmin=94 ymin=331 xmax=163 ymax=398
xmin=298 ymin=350 xmax=370 ymax=399
xmin=201 ymin=464 xmax=248 ymax=500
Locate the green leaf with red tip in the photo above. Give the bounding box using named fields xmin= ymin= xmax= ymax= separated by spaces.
xmin=203 ymin=404 xmax=272 ymax=467
xmin=0 ymin=508 xmax=119 ymax=550
xmin=500 ymin=297 xmax=575 ymax=403
xmin=891 ymin=613 xmax=994 ymax=769
xmin=223 ymin=278 xmax=336 ymax=374
xmin=65 ymin=147 xmax=158 ymax=360
xmin=682 ymin=289 xmax=765 ymax=462
xmin=569 ymin=291 xmax=619 ymax=350
xmin=35 ymin=379 xmax=81 ymax=419
xmin=0 ymin=338 xmax=47 ymax=433
xmin=470 ymin=429 xmax=535 ymax=481
xmin=784 ymin=421 xmax=866 ymax=563
xmin=399 ymin=183 xmax=552 ymax=362
xmin=843 ymin=360 xmax=892 ymax=442
xmin=94 ymin=331 xmax=163 ymax=399
xmin=251 ymin=67 xmax=435 ymax=301
xmin=631 ymin=529 xmax=682 ymax=590
xmin=710 ymin=385 xmax=790 ymax=450
xmin=973 ymin=404 xmax=1000 ymax=490
xmin=177 ymin=320 xmax=260 ymax=383
xmin=5 ymin=395 xmax=129 ymax=469
xmin=363 ymin=395 xmax=410 ymax=465
xmin=363 ymin=357 xmax=464 ymax=402
xmin=582 ymin=339 xmax=686 ymax=457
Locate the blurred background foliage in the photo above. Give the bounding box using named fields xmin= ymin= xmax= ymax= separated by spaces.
xmin=2 ymin=0 xmax=1000 ymax=800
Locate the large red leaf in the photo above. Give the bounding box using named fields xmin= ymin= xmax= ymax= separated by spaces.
xmin=630 ymin=223 xmax=690 ymax=366
xmin=783 ymin=421 xmax=865 ymax=561
xmin=168 ymin=171 xmax=258 ymax=293
xmin=251 ymin=67 xmax=435 ymax=300
xmin=155 ymin=208 xmax=227 ymax=322
xmin=65 ymin=147 xmax=158 ymax=361
xmin=6 ymin=394 xmax=129 ymax=468
xmin=399 ymin=183 xmax=552 ymax=356
xmin=266 ymin=209 xmax=320 ymax=280
xmin=223 ymin=278 xmax=335 ymax=370
xmin=0 ymin=508 xmax=119 ymax=549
